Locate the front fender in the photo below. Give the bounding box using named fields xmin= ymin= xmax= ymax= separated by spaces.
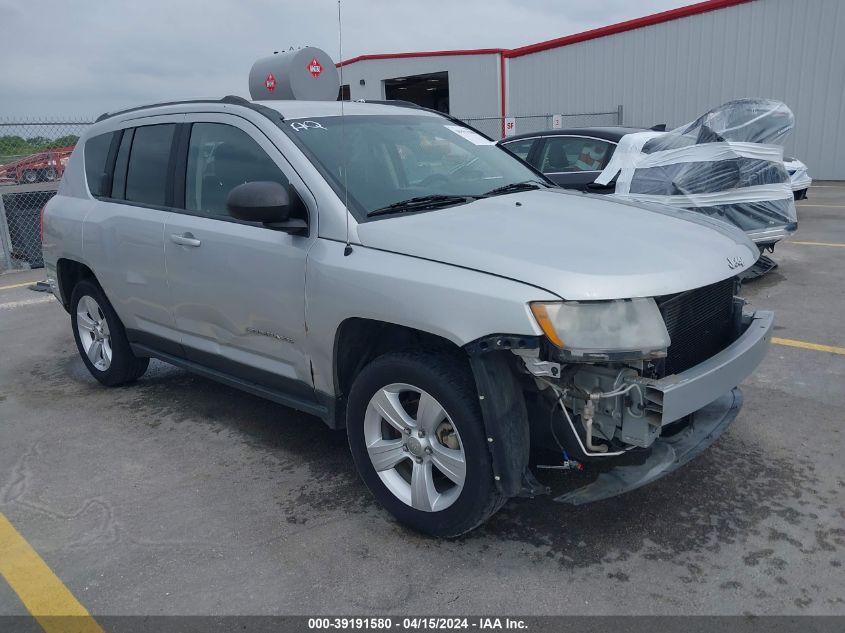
xmin=304 ymin=239 xmax=556 ymax=398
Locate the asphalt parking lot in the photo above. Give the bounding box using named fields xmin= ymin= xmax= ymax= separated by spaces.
xmin=0 ymin=186 xmax=843 ymax=619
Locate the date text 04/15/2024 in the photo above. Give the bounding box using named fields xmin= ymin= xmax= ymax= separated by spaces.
xmin=307 ymin=617 xmax=528 ymax=630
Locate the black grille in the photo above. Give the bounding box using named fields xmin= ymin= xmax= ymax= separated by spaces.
xmin=656 ymin=277 xmax=736 ymax=375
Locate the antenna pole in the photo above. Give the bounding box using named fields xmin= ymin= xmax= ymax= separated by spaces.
xmin=339 ymin=0 xmax=352 ymax=256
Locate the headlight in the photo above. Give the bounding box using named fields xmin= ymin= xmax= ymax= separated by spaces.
xmin=530 ymin=298 xmax=671 ymax=359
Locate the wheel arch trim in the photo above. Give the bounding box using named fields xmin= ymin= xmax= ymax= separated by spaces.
xmin=466 ymin=348 xmax=534 ymax=498
xmin=55 ymin=257 xmax=98 ymax=312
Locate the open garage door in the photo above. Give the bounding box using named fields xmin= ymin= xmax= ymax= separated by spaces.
xmin=384 ymin=71 xmax=449 ymax=113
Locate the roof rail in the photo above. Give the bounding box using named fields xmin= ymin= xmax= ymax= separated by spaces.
xmin=94 ymin=95 xmax=284 ymax=123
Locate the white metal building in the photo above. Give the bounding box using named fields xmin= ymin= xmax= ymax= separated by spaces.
xmin=337 ymin=0 xmax=845 ymax=179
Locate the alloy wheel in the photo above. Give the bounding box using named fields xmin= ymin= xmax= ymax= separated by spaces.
xmin=76 ymin=295 xmax=113 ymax=371
xmin=363 ymin=383 xmax=466 ymax=512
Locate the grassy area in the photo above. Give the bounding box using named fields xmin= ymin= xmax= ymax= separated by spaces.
xmin=0 ymin=135 xmax=79 ymax=165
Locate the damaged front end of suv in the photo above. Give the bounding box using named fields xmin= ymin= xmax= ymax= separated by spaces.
xmin=470 ymin=277 xmax=773 ymax=506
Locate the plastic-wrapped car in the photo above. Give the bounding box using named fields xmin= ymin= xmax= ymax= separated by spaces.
xmin=783 ymin=156 xmax=811 ymax=200
xmin=499 ymin=100 xmax=801 ymax=249
xmin=501 ymin=129 xmax=810 ymax=203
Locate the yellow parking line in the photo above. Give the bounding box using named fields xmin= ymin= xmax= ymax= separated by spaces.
xmin=0 ymin=513 xmax=104 ymax=633
xmin=772 ymin=337 xmax=845 ymax=355
xmin=796 ymin=204 xmax=845 ymax=208
xmin=0 ymin=281 xmax=35 ymax=291
xmin=788 ymin=240 xmax=845 ymax=248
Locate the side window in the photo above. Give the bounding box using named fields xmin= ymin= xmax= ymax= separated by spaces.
xmin=111 ymin=128 xmax=133 ymax=199
xmin=539 ymin=137 xmax=614 ymax=173
xmin=84 ymin=132 xmax=116 ymax=197
xmin=125 ymin=124 xmax=176 ymax=206
xmin=501 ymin=139 xmax=535 ymax=163
xmin=185 ymin=123 xmax=289 ymax=217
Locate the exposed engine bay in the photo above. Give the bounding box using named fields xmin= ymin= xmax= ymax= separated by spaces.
xmin=516 ymin=279 xmax=742 ymax=456
xmin=502 ymin=279 xmax=772 ymax=503
xmin=516 ymin=348 xmax=666 ymax=463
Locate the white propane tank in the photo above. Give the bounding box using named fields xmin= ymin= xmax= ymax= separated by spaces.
xmin=249 ymin=47 xmax=340 ymax=101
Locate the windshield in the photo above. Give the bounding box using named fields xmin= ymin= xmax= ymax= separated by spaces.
xmin=281 ymin=114 xmax=544 ymax=219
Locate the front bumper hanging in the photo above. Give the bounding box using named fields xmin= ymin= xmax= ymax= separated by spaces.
xmin=645 ymin=310 xmax=773 ymax=426
xmin=555 ymin=309 xmax=773 ymax=505
xmin=556 ymin=387 xmax=742 ymax=505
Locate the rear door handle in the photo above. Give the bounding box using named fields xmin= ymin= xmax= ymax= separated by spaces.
xmin=170 ymin=232 xmax=201 ymax=247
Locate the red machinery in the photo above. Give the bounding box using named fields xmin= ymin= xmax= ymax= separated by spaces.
xmin=0 ymin=145 xmax=75 ymax=185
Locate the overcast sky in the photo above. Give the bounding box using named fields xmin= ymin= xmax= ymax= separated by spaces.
xmin=0 ymin=0 xmax=693 ymax=119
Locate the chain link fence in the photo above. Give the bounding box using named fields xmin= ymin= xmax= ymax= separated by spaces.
xmin=459 ymin=108 xmax=623 ymax=140
xmin=0 ymin=119 xmax=93 ymax=271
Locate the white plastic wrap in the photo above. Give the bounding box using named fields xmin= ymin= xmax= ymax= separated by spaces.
xmin=784 ymin=156 xmax=812 ymax=192
xmin=596 ymin=99 xmax=798 ymax=242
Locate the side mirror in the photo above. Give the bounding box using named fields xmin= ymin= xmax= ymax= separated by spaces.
xmin=226 ymin=181 xmax=307 ymax=235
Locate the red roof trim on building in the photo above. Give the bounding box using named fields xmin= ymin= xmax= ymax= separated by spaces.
xmin=504 ymin=0 xmax=753 ymax=59
xmin=335 ymin=0 xmax=753 ymax=66
xmin=337 ymin=49 xmax=505 ymax=68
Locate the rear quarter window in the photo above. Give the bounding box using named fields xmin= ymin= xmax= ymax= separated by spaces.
xmin=84 ymin=132 xmax=116 ymax=197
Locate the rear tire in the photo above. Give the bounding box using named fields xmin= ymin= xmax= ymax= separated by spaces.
xmin=70 ymin=279 xmax=149 ymax=386
xmin=347 ymin=351 xmax=505 ymax=537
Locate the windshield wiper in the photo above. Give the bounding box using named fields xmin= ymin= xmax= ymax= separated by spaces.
xmin=367 ymin=194 xmax=476 ymax=217
xmin=483 ymin=180 xmax=548 ymax=197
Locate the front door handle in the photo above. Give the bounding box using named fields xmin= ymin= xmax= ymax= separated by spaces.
xmin=170 ymin=232 xmax=201 ymax=247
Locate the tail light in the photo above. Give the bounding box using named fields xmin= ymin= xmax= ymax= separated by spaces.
xmin=40 ymin=205 xmax=45 ymax=242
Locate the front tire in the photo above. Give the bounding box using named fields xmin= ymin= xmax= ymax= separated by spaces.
xmin=71 ymin=280 xmax=149 ymax=386
xmin=347 ymin=351 xmax=505 ymax=537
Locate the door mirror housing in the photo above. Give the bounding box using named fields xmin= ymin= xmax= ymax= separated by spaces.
xmin=226 ymin=181 xmax=308 ymax=234
xmin=227 ymin=181 xmax=291 ymax=222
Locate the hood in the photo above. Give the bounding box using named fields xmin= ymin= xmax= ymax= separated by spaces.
xmin=356 ymin=189 xmax=758 ymax=300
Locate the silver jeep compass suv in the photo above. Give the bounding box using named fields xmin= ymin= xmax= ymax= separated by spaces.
xmin=42 ymin=96 xmax=773 ymax=536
